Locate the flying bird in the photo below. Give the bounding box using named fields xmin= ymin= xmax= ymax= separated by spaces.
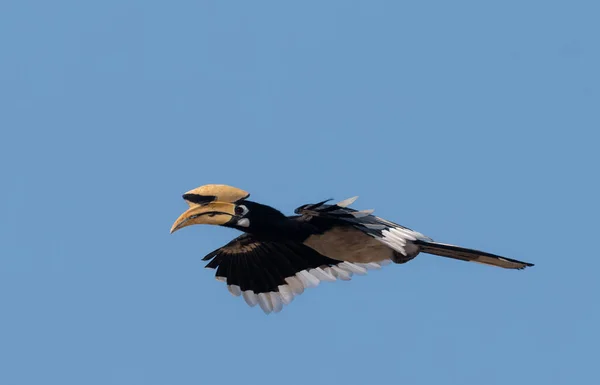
xmin=170 ymin=184 xmax=533 ymax=314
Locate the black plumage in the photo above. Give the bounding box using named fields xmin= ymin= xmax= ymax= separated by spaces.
xmin=203 ymin=234 xmax=342 ymax=295
xmin=171 ymin=185 xmax=534 ymax=314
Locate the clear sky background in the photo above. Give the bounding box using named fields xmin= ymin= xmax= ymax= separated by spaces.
xmin=1 ymin=1 xmax=599 ymax=384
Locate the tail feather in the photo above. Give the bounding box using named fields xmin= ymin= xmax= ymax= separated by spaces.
xmin=414 ymin=240 xmax=534 ymax=270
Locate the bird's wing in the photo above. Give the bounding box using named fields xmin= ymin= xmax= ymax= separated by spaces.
xmin=294 ymin=197 xmax=432 ymax=258
xmin=202 ymin=233 xmax=387 ymax=314
xmin=295 ymin=198 xmax=533 ymax=269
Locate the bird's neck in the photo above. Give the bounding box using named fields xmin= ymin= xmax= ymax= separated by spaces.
xmin=261 ymin=217 xmax=315 ymax=241
xmin=238 ymin=201 xmax=315 ymax=241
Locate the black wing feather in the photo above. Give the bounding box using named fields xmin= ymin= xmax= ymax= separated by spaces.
xmin=202 ymin=234 xmax=341 ymax=296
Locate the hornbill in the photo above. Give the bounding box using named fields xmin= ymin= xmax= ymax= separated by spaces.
xmin=170 ymin=184 xmax=534 ymax=314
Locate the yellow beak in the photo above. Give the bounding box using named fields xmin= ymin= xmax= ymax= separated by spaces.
xmin=170 ymin=202 xmax=237 ymax=233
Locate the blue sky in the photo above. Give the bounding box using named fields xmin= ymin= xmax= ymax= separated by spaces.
xmin=1 ymin=1 xmax=599 ymax=384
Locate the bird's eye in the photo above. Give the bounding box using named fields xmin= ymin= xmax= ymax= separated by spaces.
xmin=235 ymin=205 xmax=249 ymax=216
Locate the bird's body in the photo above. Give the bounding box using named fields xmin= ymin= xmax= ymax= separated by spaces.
xmin=170 ymin=184 xmax=534 ymax=314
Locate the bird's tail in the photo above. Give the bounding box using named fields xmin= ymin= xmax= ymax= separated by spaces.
xmin=413 ymin=240 xmax=534 ymax=270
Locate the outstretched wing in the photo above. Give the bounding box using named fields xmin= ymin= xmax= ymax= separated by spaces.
xmin=295 ymin=197 xmax=533 ymax=269
xmin=295 ymin=197 xmax=432 ymax=259
xmin=202 ymin=234 xmax=386 ymax=314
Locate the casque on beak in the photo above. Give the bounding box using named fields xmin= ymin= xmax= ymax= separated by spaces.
xmin=181 ymin=184 xmax=249 ymax=207
xmin=170 ymin=201 xmax=237 ymax=234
